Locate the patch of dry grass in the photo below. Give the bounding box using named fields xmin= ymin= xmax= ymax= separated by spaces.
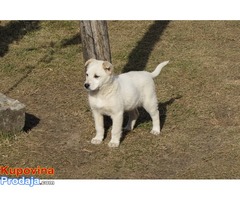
xmin=0 ymin=21 xmax=240 ymax=179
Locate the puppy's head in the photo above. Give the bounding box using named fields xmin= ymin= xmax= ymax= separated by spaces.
xmin=84 ymin=58 xmax=114 ymax=92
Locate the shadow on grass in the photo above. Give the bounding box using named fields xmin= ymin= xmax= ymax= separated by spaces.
xmin=120 ymin=95 xmax=182 ymax=143
xmin=23 ymin=113 xmax=40 ymax=132
xmin=0 ymin=21 xmax=40 ymax=57
xmin=4 ymin=65 xmax=36 ymax=95
xmin=60 ymin=33 xmax=81 ymax=47
xmin=122 ymin=20 xmax=170 ymax=73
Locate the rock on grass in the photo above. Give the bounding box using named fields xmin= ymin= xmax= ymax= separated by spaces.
xmin=0 ymin=93 xmax=26 ymax=133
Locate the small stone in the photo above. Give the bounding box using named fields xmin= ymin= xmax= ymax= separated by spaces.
xmin=0 ymin=93 xmax=26 ymax=133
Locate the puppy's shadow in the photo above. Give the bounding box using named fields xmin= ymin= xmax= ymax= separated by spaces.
xmin=103 ymin=116 xmax=112 ymax=139
xmin=120 ymin=95 xmax=182 ymax=142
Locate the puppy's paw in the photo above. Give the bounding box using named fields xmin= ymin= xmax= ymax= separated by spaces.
xmin=150 ymin=129 xmax=160 ymax=135
xmin=108 ymin=141 xmax=120 ymax=148
xmin=91 ymin=137 xmax=103 ymax=145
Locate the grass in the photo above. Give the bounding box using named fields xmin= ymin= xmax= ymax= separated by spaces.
xmin=0 ymin=20 xmax=240 ymax=179
xmin=0 ymin=131 xmax=18 ymax=141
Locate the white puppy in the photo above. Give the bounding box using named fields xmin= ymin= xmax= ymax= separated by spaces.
xmin=84 ymin=58 xmax=169 ymax=147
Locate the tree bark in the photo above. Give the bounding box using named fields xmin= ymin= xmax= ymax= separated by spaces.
xmin=80 ymin=21 xmax=111 ymax=63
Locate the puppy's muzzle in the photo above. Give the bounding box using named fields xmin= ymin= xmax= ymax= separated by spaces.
xmin=84 ymin=83 xmax=90 ymax=89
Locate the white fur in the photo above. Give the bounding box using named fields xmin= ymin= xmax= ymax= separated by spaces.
xmin=84 ymin=59 xmax=169 ymax=147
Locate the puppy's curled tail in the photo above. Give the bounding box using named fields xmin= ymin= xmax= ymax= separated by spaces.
xmin=151 ymin=61 xmax=169 ymax=78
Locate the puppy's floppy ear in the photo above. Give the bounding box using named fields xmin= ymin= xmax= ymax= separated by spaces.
xmin=84 ymin=58 xmax=95 ymax=70
xmin=102 ymin=61 xmax=114 ymax=75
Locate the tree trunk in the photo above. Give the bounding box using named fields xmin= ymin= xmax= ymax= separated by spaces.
xmin=80 ymin=21 xmax=111 ymax=63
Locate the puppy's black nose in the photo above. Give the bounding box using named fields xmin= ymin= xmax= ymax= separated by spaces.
xmin=84 ymin=83 xmax=90 ymax=89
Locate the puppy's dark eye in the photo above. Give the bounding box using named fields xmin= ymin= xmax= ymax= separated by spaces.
xmin=94 ymin=75 xmax=100 ymax=78
xmin=86 ymin=73 xmax=88 ymax=77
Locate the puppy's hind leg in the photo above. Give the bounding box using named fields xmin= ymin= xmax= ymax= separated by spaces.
xmin=149 ymin=110 xmax=160 ymax=135
xmin=143 ymin=99 xmax=160 ymax=135
xmin=124 ymin=109 xmax=139 ymax=131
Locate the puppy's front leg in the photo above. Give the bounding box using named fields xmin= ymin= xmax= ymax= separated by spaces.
xmin=91 ymin=110 xmax=104 ymax=145
xmin=109 ymin=112 xmax=123 ymax=148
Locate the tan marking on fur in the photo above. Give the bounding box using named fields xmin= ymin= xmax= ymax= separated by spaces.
xmin=102 ymin=61 xmax=113 ymax=74
xmin=84 ymin=58 xmax=96 ymax=70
